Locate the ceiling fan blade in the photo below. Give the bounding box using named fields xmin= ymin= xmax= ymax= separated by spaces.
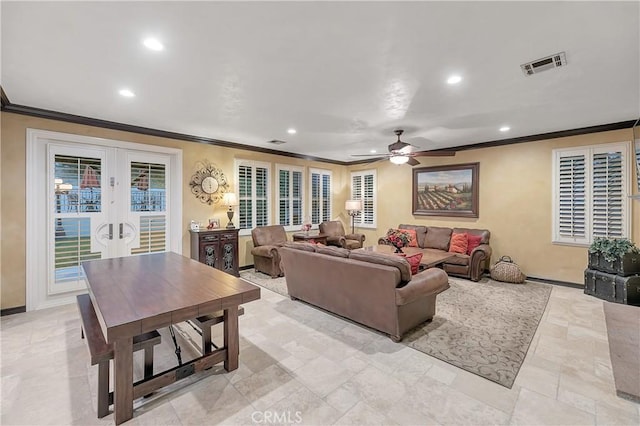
xmin=414 ymin=150 xmax=456 ymax=157
xmin=351 ymin=154 xmax=391 ymax=157
xmin=407 ymin=157 xmax=420 ymax=166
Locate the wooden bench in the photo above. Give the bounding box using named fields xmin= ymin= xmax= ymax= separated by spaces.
xmin=190 ymin=307 xmax=245 ymax=354
xmin=76 ymin=294 xmax=161 ymax=418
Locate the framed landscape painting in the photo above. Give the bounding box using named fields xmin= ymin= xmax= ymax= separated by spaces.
xmin=412 ymin=163 xmax=479 ymax=217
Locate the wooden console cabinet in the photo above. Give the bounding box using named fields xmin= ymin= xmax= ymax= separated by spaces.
xmin=190 ymin=229 xmax=239 ymax=276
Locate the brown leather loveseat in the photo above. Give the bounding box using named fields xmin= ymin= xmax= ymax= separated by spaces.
xmin=379 ymin=225 xmax=491 ymax=282
xmin=251 ymin=225 xmax=288 ymax=278
xmin=279 ymin=242 xmax=449 ymax=342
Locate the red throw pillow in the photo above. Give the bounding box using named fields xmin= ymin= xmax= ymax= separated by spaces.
xmin=406 ymin=252 xmax=423 ymax=274
xmin=467 ymin=234 xmax=482 ymax=255
xmin=449 ymin=232 xmax=468 ymax=254
xmin=403 ymin=229 xmax=419 ymax=247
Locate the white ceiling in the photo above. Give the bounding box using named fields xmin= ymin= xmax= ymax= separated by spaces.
xmin=2 ymin=1 xmax=639 ymax=162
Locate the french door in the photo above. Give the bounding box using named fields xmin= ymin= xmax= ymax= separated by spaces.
xmin=27 ymin=130 xmax=183 ymax=310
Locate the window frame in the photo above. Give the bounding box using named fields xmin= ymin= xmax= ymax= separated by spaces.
xmin=308 ymin=168 xmax=332 ymax=228
xmin=552 ymin=141 xmax=631 ymax=246
xmin=350 ymin=169 xmax=377 ymax=229
xmin=276 ymin=164 xmax=305 ymax=232
xmin=235 ymin=159 xmax=271 ymax=236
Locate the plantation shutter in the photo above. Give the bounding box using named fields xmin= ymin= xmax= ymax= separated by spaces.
xmin=236 ymin=161 xmax=270 ymax=230
xmin=310 ymin=169 xmax=332 ymax=225
xmin=277 ymin=166 xmax=303 ymax=228
xmin=592 ymin=148 xmax=624 ymax=238
xmin=350 ymin=170 xmax=376 ymax=228
xmin=130 ymin=162 xmax=167 ymax=255
xmin=556 ymin=152 xmax=588 ymax=243
xmin=553 ymin=142 xmax=630 ymax=245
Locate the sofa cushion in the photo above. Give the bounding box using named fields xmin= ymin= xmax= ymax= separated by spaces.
xmin=403 ymin=229 xmax=419 ymax=247
xmin=399 ymin=224 xmax=427 ymax=248
xmin=449 ymin=232 xmax=468 ymax=254
xmin=315 ymin=245 xmax=350 ymax=258
xmin=282 ymin=241 xmax=317 ymax=252
xmin=466 ymin=233 xmax=483 ymax=255
xmin=406 ymin=252 xmax=423 ymax=274
xmin=349 ymin=251 xmax=412 ymax=282
xmin=425 ymin=227 xmax=453 ymax=251
xmin=453 ymin=228 xmax=490 ymax=245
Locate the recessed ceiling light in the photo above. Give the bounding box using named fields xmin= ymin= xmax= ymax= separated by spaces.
xmin=287 ymin=128 xmax=297 ymax=135
xmin=370 ymin=149 xmax=377 ymax=154
xmin=447 ymin=75 xmax=462 ymax=85
xmin=143 ymin=38 xmax=164 ymax=51
xmin=499 ymin=126 xmax=510 ymax=132
xmin=119 ymin=89 xmax=135 ymax=98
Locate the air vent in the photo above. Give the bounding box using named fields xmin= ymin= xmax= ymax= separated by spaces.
xmin=521 ymin=52 xmax=567 ymax=76
xmin=267 ymin=139 xmax=286 ymax=145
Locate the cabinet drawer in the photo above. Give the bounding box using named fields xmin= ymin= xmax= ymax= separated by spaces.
xmin=200 ymin=234 xmax=220 ymax=242
xmin=220 ymin=233 xmax=237 ymax=241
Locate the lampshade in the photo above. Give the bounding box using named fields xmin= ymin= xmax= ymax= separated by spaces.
xmin=223 ymin=192 xmax=238 ymax=206
xmin=345 ymin=199 xmax=363 ymax=211
xmin=390 ymin=155 xmax=410 ymax=165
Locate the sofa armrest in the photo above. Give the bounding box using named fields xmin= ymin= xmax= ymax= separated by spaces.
xmin=378 ymin=237 xmax=391 ymax=245
xmin=345 ymin=233 xmax=366 ymax=243
xmin=251 ymin=245 xmax=280 ymax=258
xmin=468 ymin=243 xmax=492 ymax=281
xmin=395 ymin=268 xmax=449 ymax=306
xmin=326 ymin=236 xmax=346 ymax=248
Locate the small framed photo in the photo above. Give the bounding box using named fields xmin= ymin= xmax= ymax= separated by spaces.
xmin=207 ymin=218 xmax=220 ymax=229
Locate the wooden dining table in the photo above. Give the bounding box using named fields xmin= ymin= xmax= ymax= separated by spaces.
xmin=82 ymin=252 xmax=260 ymax=425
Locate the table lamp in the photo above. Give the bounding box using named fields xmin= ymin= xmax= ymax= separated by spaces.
xmin=223 ymin=192 xmax=238 ymax=229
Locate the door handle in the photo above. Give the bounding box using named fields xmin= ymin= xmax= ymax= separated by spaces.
xmin=119 ymin=223 xmax=124 ymax=239
xmin=108 ymin=223 xmax=113 ymax=240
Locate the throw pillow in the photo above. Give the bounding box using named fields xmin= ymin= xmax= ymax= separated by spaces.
xmin=466 ymin=234 xmax=483 ymax=255
xmin=406 ymin=252 xmax=423 ymax=274
xmin=449 ymin=232 xmax=468 ymax=254
xmin=404 ymin=229 xmax=419 ymax=247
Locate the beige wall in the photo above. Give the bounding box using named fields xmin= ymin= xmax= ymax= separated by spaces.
xmin=349 ymin=128 xmax=640 ymax=284
xmin=1 ymin=111 xmax=638 ymax=309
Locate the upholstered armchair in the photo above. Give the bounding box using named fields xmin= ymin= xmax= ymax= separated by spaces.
xmin=319 ymin=220 xmax=365 ymax=249
xmin=251 ymin=225 xmax=288 ymax=278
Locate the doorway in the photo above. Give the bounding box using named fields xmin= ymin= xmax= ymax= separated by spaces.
xmin=26 ymin=129 xmax=183 ymax=311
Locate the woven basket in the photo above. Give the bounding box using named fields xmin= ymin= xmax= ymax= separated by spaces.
xmin=490 ymin=256 xmax=526 ymax=284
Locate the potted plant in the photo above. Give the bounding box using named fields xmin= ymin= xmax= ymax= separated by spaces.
xmin=588 ymin=237 xmax=640 ymax=276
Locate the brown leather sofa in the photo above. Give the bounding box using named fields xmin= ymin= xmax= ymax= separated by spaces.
xmin=379 ymin=225 xmax=491 ymax=282
xmin=319 ymin=220 xmax=366 ymax=249
xmin=251 ymin=225 xmax=288 ymax=278
xmin=279 ymin=242 xmax=449 ymax=342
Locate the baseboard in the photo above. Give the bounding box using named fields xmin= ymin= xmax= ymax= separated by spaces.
xmin=239 ymin=264 xmax=254 ymax=271
xmin=1 ymin=306 xmax=26 ymax=316
xmin=526 ymin=276 xmax=583 ymax=288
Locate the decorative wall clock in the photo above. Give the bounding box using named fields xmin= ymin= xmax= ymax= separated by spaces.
xmin=189 ymin=161 xmax=229 ymax=205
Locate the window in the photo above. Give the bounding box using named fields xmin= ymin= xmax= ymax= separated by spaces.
xmin=350 ymin=169 xmax=377 ymax=228
xmin=552 ymin=142 xmax=631 ymax=245
xmin=276 ymin=164 xmax=304 ymax=230
xmin=236 ymin=160 xmax=270 ymax=233
xmin=309 ymin=168 xmax=332 ymax=226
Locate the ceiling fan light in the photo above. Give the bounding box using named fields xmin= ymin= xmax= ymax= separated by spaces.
xmin=390 ymin=155 xmax=410 ymax=165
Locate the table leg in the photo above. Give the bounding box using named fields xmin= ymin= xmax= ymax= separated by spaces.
xmin=223 ymin=305 xmax=239 ymax=371
xmin=113 ymin=337 xmax=134 ymax=425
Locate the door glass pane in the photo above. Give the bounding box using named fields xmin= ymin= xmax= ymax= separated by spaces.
xmin=55 ymin=155 xmax=101 ymax=213
xmin=131 ymin=162 xmax=166 ymax=212
xmin=131 ymin=216 xmax=166 ymax=254
xmin=54 ymin=217 xmax=101 ymax=285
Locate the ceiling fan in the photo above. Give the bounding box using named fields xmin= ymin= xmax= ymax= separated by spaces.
xmin=351 ymin=130 xmax=455 ymax=166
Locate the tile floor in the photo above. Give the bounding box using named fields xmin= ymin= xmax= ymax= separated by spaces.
xmin=1 ymin=284 xmax=639 ymax=425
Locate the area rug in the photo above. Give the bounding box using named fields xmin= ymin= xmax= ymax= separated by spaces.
xmin=603 ymin=302 xmax=640 ymax=403
xmin=401 ymin=278 xmax=551 ymax=388
xmin=240 ymin=269 xmax=551 ymax=388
